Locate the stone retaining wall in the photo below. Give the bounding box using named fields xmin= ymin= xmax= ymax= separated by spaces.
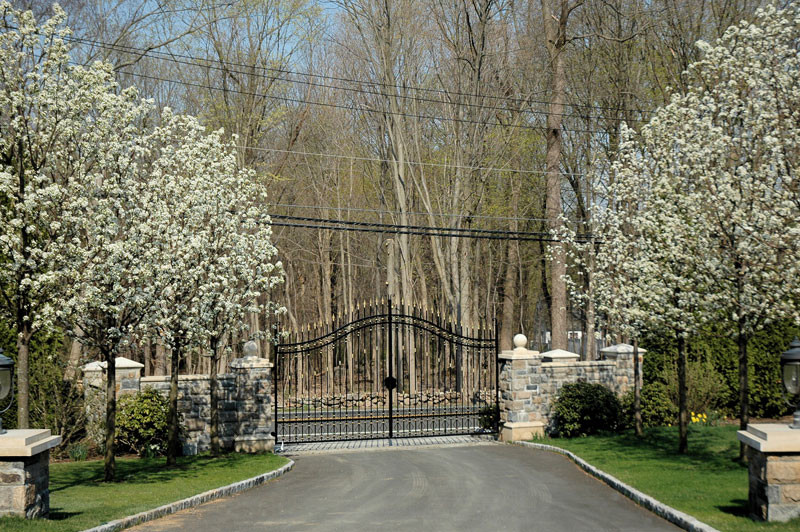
xmin=498 ymin=342 xmax=640 ymax=438
xmin=83 ymin=356 xmax=274 ymax=455
xmin=139 ymin=375 xmax=237 ymax=455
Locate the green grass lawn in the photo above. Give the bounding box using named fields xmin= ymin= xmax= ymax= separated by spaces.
xmin=0 ymin=452 xmax=289 ymax=532
xmin=540 ymin=425 xmax=800 ymax=532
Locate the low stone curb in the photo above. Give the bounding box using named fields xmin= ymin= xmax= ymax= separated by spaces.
xmin=516 ymin=442 xmax=720 ymax=532
xmin=81 ymin=459 xmax=295 ymax=532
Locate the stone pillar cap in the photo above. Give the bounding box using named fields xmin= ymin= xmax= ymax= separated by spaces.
xmin=600 ymin=343 xmax=647 ymax=356
xmin=540 ymin=349 xmax=580 ymax=362
xmin=0 ymin=429 xmax=61 ymax=457
xmin=738 ymin=424 xmax=800 ymax=453
xmin=82 ymin=356 xmax=144 ymax=371
xmin=230 ymin=357 xmax=273 ymax=369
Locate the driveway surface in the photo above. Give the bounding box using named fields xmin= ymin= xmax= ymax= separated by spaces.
xmin=131 ymin=443 xmax=681 ymax=532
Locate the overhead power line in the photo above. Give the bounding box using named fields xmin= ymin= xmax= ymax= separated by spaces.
xmin=268 ymin=214 xmax=598 ymax=243
xmin=269 ymin=203 xmax=557 ymax=223
xmin=271 ymin=214 xmax=550 ymax=236
xmin=66 ymin=35 xmax=654 ymax=119
xmin=244 ymin=146 xmax=587 ymax=177
xmin=117 ymin=69 xmax=614 ymax=135
xmin=68 ymin=36 xmax=646 ymax=123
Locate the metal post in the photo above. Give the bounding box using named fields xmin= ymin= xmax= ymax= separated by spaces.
xmin=388 ymin=298 xmax=393 ymax=439
xmin=274 ymin=336 xmax=280 ymax=447
xmin=494 ymin=318 xmax=500 ymax=434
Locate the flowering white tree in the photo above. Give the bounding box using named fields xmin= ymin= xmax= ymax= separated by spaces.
xmin=674 ymin=5 xmax=800 ymax=455
xmin=144 ymin=112 xmax=284 ymax=462
xmin=564 ymin=4 xmax=800 ymax=454
xmin=191 ymin=169 xmax=284 ymax=456
xmin=560 ymin=123 xmax=714 ymax=453
xmin=60 ymin=87 xmax=154 ymax=482
xmin=0 ymin=3 xmax=150 ymax=432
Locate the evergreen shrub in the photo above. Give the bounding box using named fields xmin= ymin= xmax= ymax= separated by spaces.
xmin=551 ymin=381 xmax=622 ymax=437
xmin=622 ymin=382 xmax=678 ymax=428
xmin=115 ymin=387 xmax=170 ymax=457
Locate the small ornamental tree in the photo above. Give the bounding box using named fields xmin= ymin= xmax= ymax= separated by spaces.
xmin=61 ymin=86 xmax=153 ymax=482
xmin=191 ymin=164 xmax=284 ymax=456
xmin=144 ymin=112 xmax=284 ymax=463
xmin=669 ymin=5 xmax=800 ymax=457
xmin=0 ymin=3 xmax=101 ymax=428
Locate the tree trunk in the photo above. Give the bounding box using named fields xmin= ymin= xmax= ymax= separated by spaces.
xmin=143 ymin=339 xmax=151 ymax=377
xmin=15 ymin=322 xmax=31 ymax=429
xmin=738 ymin=325 xmax=749 ymax=461
xmin=154 ymin=343 xmax=166 ymax=376
xmin=166 ymin=339 xmax=182 ymax=466
xmin=103 ymin=346 xmax=116 ymax=482
xmin=499 ymin=239 xmax=519 ymax=351
xmin=64 ymin=325 xmax=85 ymax=381
xmin=542 ymin=0 xmax=570 ymax=351
xmin=677 ymin=332 xmax=688 ymax=454
xmin=634 ymin=337 xmax=643 ymax=437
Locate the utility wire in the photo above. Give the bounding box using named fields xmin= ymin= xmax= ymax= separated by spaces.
xmin=117 ymin=69 xmax=613 ymax=135
xmin=270 ymin=214 xmax=553 ymax=237
xmin=243 ymin=146 xmax=587 ymax=177
xmin=271 ymin=220 xmax=597 ymax=243
xmin=68 ymin=36 xmax=646 ymax=123
xmin=268 ymin=203 xmax=558 ymax=223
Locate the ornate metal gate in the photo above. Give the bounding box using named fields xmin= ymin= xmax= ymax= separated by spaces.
xmin=275 ymin=300 xmax=498 ymax=443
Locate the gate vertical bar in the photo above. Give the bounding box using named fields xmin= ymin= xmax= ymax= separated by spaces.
xmin=494 ymin=318 xmax=500 ymax=433
xmin=275 ymin=332 xmax=280 ymax=446
xmin=388 ymin=298 xmax=393 ymax=439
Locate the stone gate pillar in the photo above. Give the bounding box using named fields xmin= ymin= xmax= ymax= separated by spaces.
xmin=738 ymin=425 xmax=800 ymax=522
xmin=231 ymin=345 xmax=274 ymax=453
xmin=498 ymin=334 xmax=544 ymax=442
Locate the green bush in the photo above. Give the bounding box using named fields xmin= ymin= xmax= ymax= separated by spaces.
xmin=551 ymin=381 xmax=622 ymax=438
xmin=622 ymin=382 xmax=678 ymax=428
xmin=115 ymin=388 xmax=169 ymax=457
xmin=641 ymin=320 xmax=798 ymax=419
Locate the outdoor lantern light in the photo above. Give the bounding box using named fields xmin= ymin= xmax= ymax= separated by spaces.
xmin=0 ymin=348 xmax=15 ymax=435
xmin=780 ymin=338 xmax=800 ymax=429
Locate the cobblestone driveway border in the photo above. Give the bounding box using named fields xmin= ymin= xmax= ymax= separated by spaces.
xmin=516 ymin=442 xmax=719 ymax=532
xmin=81 ymin=459 xmax=295 ymax=532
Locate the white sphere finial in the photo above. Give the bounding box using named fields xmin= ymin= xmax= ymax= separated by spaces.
xmin=243 ymin=340 xmax=259 ymax=358
xmin=513 ymin=334 xmax=528 ymax=349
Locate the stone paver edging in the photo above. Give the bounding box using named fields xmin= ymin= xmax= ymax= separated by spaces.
xmin=516 ymin=442 xmax=719 ymax=532
xmin=81 ymin=459 xmax=295 ymax=532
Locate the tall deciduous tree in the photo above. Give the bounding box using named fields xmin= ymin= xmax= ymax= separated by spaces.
xmin=664 ymin=4 xmax=800 ymax=456
xmin=0 ymin=3 xmax=149 ymax=431
xmin=62 ymin=83 xmax=154 ymax=482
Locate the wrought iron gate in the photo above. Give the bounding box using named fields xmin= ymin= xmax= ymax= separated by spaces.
xmin=275 ymin=300 xmax=498 ymax=443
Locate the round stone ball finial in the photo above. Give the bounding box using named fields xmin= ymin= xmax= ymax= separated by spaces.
xmin=513 ymin=334 xmax=528 ymax=350
xmin=243 ymin=340 xmax=259 ymax=359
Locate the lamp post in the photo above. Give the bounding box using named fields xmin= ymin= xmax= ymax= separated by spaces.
xmin=0 ymin=348 xmax=15 ymax=435
xmin=780 ymin=338 xmax=800 ymax=429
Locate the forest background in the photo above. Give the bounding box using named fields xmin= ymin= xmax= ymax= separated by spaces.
xmin=0 ymin=0 xmax=796 ymax=447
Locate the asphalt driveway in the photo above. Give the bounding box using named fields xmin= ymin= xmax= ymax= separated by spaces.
xmin=131 ymin=443 xmax=681 ymax=531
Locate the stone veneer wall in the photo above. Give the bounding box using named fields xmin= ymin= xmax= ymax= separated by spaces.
xmin=83 ymin=357 xmax=274 ymax=455
xmin=499 ymin=352 xmax=635 ymax=428
xmin=747 ymin=447 xmax=800 ymax=521
xmin=0 ymin=451 xmax=51 ymax=518
xmin=139 ymin=375 xmax=238 ymax=455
